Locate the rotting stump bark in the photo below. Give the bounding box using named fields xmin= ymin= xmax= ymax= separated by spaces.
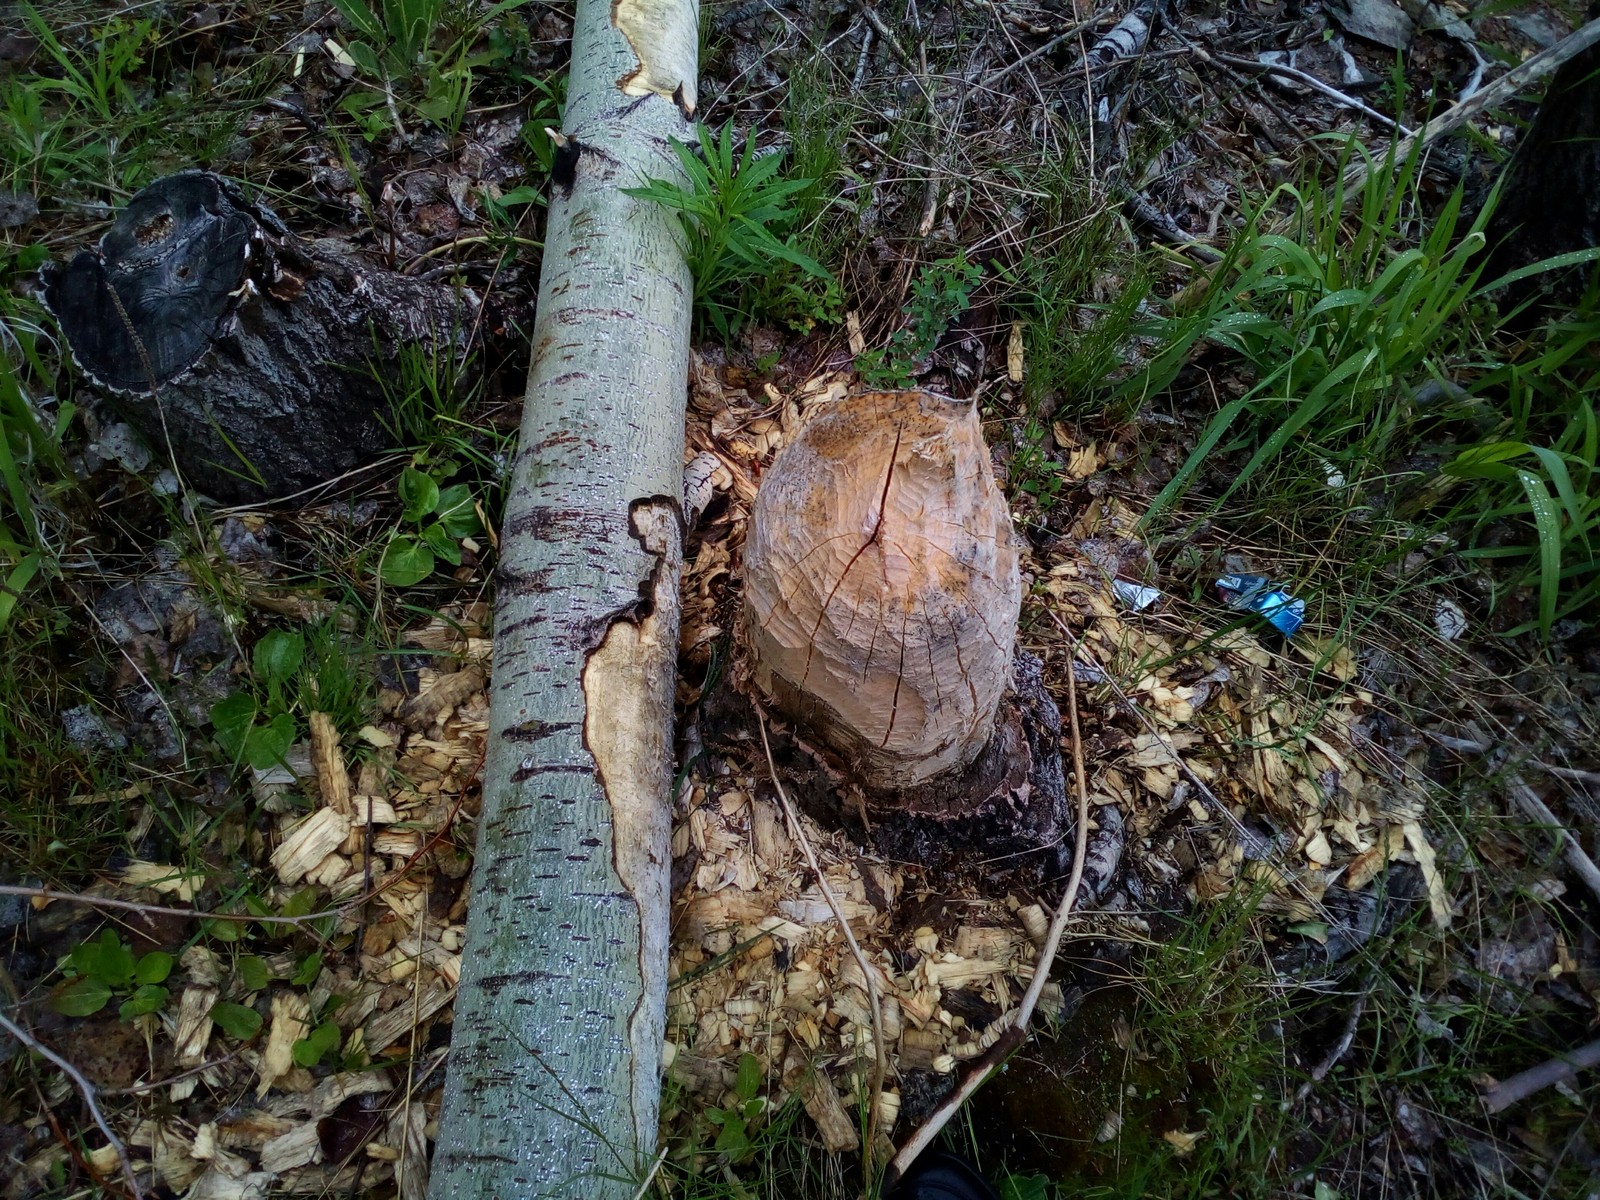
xmin=42 ymin=170 xmax=474 ymax=504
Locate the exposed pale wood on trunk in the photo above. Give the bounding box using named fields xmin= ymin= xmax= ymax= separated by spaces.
xmin=428 ymin=0 xmax=697 ymax=1193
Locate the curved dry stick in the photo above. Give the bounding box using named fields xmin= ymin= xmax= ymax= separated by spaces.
xmin=1482 ymin=1039 xmax=1600 ymax=1114
xmin=756 ymin=708 xmax=888 ymax=1161
xmin=886 ymin=636 xmax=1092 ymax=1185
xmin=0 ymin=1008 xmax=143 ymax=1198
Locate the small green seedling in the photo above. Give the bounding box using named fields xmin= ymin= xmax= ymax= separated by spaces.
xmin=292 ymin=1019 xmax=343 ymax=1068
xmin=704 ymin=1052 xmax=766 ymax=1160
xmin=858 ymin=254 xmax=984 ymax=388
xmin=378 ymin=464 xmax=483 ymax=587
xmin=211 ymin=628 xmax=304 ymax=770
xmin=48 ymin=929 xmax=172 ymax=1020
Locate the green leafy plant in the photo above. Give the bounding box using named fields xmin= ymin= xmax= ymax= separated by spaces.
xmin=0 ymin=314 xmax=74 ymax=632
xmin=1436 ymin=298 xmax=1600 ymax=635
xmin=378 ymin=464 xmax=483 ymax=587
xmin=210 ymin=618 xmax=375 ymax=769
xmin=48 ymin=929 xmax=173 ymax=1020
xmin=328 ymin=0 xmax=531 ymax=136
xmin=1121 ymin=140 xmax=1600 ymax=636
xmin=702 ymin=1052 xmax=767 ymax=1161
xmin=623 ymin=121 xmax=833 ymax=339
xmin=210 ymin=1000 xmax=265 ymax=1041
xmin=212 ymin=628 xmax=303 ymax=770
xmin=858 ymin=254 xmax=983 ymax=388
xmin=292 ymin=1019 xmax=344 ymax=1068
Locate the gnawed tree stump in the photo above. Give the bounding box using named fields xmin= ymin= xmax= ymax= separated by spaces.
xmin=741 ymin=389 xmax=1070 ymax=868
xmin=41 ymin=170 xmax=473 ymax=504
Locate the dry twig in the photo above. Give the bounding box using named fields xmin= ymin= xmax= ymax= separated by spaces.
xmin=1482 ymin=1039 xmax=1600 ymax=1114
xmin=0 ymin=1008 xmax=143 ymax=1198
xmin=886 ymin=640 xmax=1092 ymax=1184
xmin=1339 ymin=16 xmax=1600 ymax=197
xmin=756 ymin=709 xmax=888 ymax=1160
xmin=0 ymin=884 xmax=344 ymax=926
xmin=1199 ymin=48 xmax=1414 ymax=136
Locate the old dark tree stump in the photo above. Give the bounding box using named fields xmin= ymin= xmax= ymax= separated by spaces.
xmin=42 ymin=170 xmax=473 ymax=503
xmin=1485 ymin=35 xmax=1600 ymax=302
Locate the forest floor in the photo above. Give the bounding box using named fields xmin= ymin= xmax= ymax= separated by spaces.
xmin=1 ymin=0 xmax=1598 ymax=1198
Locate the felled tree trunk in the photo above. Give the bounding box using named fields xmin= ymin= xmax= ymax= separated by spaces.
xmin=1484 ymin=34 xmax=1600 ymax=302
xmin=743 ymin=389 xmax=1070 ymax=866
xmin=41 ymin=170 xmax=472 ymax=504
xmin=428 ymin=0 xmax=696 ymax=1194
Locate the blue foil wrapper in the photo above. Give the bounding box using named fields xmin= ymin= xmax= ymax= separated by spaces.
xmin=1215 ymin=573 xmax=1305 ymax=637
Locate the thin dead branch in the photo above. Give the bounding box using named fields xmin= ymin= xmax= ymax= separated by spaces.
xmin=886 ymin=647 xmax=1092 ymax=1184
xmin=1481 ymin=1039 xmax=1600 ymax=1114
xmin=756 ymin=708 xmax=888 ymax=1160
xmin=0 ymin=1008 xmax=143 ymax=1198
xmin=1339 ymin=16 xmax=1600 ymax=198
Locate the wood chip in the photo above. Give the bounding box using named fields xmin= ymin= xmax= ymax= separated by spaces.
xmin=362 ymin=979 xmax=454 ymax=1054
xmin=121 ymin=860 xmax=205 ymax=899
xmin=398 ymin=667 xmax=485 ymax=730
xmin=1403 ymin=820 xmax=1453 ymax=929
xmin=173 ymin=986 xmax=219 ymax=1067
xmin=309 ymin=712 xmax=352 ymax=815
xmin=797 ymin=1068 xmax=859 ymax=1152
xmin=257 ymin=993 xmax=312 ymax=1097
xmin=271 ymin=808 xmax=352 ymax=884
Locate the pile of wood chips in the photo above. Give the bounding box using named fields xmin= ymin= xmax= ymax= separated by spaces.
xmin=41 ymin=607 xmax=492 ymax=1199
xmin=46 ymin=367 xmax=1455 ymax=1193
xmin=663 ymin=363 xmax=1455 ymax=1156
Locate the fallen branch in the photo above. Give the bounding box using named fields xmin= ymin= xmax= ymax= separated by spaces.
xmin=0 ymin=1008 xmax=143 ymax=1198
xmin=0 ymin=884 xmax=343 ymax=927
xmin=756 ymin=708 xmax=888 ymax=1160
xmin=1482 ymin=1039 xmax=1600 ymax=1114
xmin=1424 ymin=734 xmax=1600 ymax=904
xmin=976 ymin=8 xmax=1113 ymax=92
xmin=1428 ymin=732 xmax=1600 ymax=788
xmin=1197 ymin=47 xmax=1413 ymax=135
xmin=1339 ymin=16 xmax=1600 ymax=197
xmin=886 ymin=638 xmax=1092 ymax=1185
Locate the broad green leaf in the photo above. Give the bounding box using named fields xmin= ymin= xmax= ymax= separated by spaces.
xmin=280 ymin=887 xmax=320 ymax=919
xmin=119 ymin=984 xmax=169 ymax=1020
xmin=254 ymin=629 xmax=305 ymax=686
xmin=210 ymin=1000 xmax=264 ymax=1040
xmin=421 ymin=522 xmax=462 ymax=566
xmin=380 ymin=536 xmax=434 ymax=587
xmin=48 ymin=976 xmax=112 ymax=1016
xmin=434 ymin=484 xmax=480 ymax=537
xmin=291 ymin=950 xmax=323 ymax=987
xmin=237 ymin=955 xmax=271 ymax=993
xmin=735 ymin=1051 xmax=761 ymax=1101
xmin=134 ymin=951 xmax=173 ymax=985
xmin=244 ymin=712 xmax=296 ymax=771
xmin=95 ymin=929 xmax=137 ymax=988
xmin=292 ymin=1020 xmax=342 ymax=1067
xmin=211 ymin=692 xmax=257 ymax=756
xmin=202 ymin=916 xmax=245 ymax=942
xmin=398 ymin=467 xmax=440 ymax=524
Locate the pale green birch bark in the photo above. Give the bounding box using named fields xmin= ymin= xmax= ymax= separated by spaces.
xmin=428 ymin=0 xmax=697 ymax=1192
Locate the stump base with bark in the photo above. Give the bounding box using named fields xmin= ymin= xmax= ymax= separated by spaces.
xmin=735 ymin=388 xmax=1074 ymax=874
xmin=42 ymin=170 xmax=474 ymax=504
